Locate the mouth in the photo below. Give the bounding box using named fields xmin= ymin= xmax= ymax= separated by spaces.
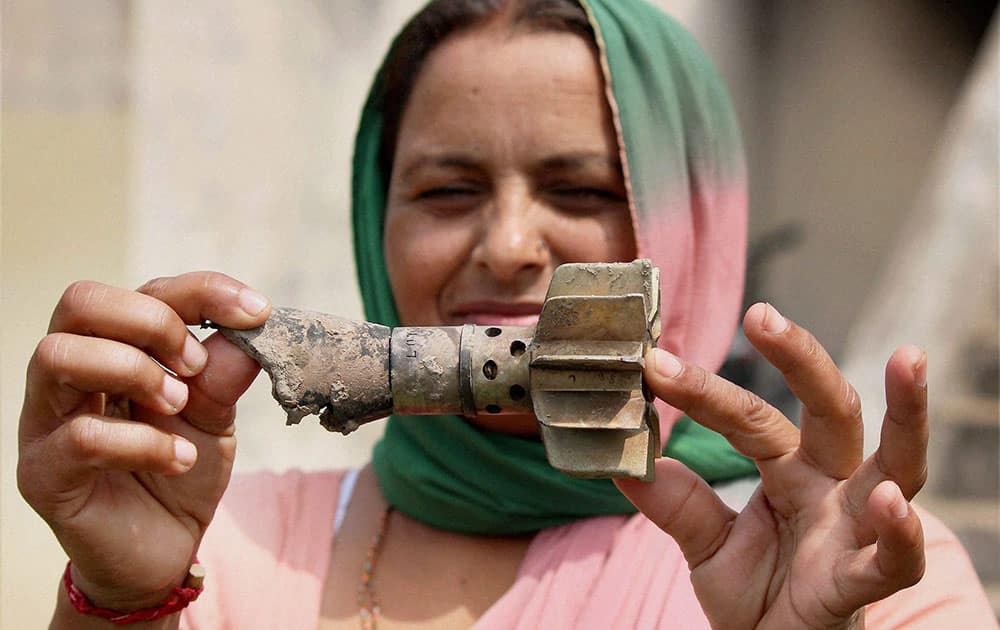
xmin=447 ymin=301 xmax=543 ymax=328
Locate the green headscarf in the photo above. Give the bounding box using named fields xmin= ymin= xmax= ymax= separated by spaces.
xmin=353 ymin=0 xmax=756 ymax=535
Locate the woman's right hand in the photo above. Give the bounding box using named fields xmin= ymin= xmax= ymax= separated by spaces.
xmin=17 ymin=272 xmax=271 ymax=613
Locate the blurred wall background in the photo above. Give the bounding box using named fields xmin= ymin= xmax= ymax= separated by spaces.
xmin=3 ymin=1 xmax=996 ymax=626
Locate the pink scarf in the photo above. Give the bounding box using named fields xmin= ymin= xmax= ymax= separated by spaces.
xmin=182 ymin=470 xmax=991 ymax=629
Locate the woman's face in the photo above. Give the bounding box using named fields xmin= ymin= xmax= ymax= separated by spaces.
xmin=383 ymin=23 xmax=636 ymax=432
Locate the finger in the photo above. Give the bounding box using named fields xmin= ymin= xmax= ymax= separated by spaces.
xmin=615 ymin=458 xmax=737 ymax=568
xmin=49 ymin=280 xmax=208 ymax=378
xmin=835 ymin=481 xmax=924 ymax=609
xmin=743 ymin=302 xmax=863 ymax=479
xmin=178 ymin=332 xmax=262 ymax=434
xmin=645 ymin=347 xmax=799 ymax=464
xmin=24 ymin=333 xmax=188 ymax=438
xmin=137 ymin=271 xmax=271 ymax=328
xmin=843 ymin=346 xmax=928 ymax=513
xmin=874 ymin=346 xmax=928 ymax=499
xmin=18 ymin=414 xmax=196 ymax=517
xmin=55 ymin=415 xmax=198 ymax=478
xmin=870 ymin=481 xmax=924 ymax=584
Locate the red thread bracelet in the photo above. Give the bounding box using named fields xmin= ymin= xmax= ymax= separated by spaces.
xmin=63 ymin=561 xmax=205 ymax=625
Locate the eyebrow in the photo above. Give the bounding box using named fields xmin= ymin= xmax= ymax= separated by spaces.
xmin=398 ymin=151 xmax=622 ymax=180
xmin=398 ymin=154 xmax=481 ymax=180
xmin=537 ymin=152 xmax=622 ymax=173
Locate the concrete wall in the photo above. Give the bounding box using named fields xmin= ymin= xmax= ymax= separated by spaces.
xmin=2 ymin=2 xmax=132 ymax=627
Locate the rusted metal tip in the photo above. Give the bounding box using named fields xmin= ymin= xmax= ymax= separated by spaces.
xmin=217 ymin=307 xmax=393 ymax=433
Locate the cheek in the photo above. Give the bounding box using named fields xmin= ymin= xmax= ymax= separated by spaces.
xmin=605 ymin=212 xmax=638 ymax=260
xmin=548 ymin=211 xmax=636 ymax=263
xmin=384 ymin=210 xmax=475 ymax=325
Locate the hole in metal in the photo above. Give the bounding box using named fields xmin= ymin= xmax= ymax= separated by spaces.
xmin=483 ymin=360 xmax=498 ymax=380
xmin=509 ymin=384 xmax=526 ymax=401
xmin=509 ymin=340 xmax=526 ymax=357
xmin=485 ymin=327 xmax=502 ymax=337
xmin=486 ymin=404 xmax=502 ymax=414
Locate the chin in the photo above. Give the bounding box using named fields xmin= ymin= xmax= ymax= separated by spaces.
xmin=467 ymin=412 xmax=540 ymax=436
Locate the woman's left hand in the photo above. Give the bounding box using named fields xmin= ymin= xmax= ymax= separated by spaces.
xmin=617 ymin=302 xmax=928 ymax=630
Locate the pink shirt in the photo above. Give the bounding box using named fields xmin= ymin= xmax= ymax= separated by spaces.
xmin=182 ymin=470 xmax=996 ymax=629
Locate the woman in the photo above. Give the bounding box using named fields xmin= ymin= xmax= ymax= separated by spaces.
xmin=18 ymin=0 xmax=993 ymax=628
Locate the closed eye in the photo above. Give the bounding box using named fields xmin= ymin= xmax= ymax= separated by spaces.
xmin=549 ymin=187 xmax=625 ymax=202
xmin=410 ymin=184 xmax=486 ymax=217
xmin=415 ymin=185 xmax=482 ymax=200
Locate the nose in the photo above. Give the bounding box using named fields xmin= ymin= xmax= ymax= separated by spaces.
xmin=471 ymin=186 xmax=550 ymax=283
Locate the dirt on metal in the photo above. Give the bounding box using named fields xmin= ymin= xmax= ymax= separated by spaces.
xmin=218 ymin=259 xmax=662 ymax=479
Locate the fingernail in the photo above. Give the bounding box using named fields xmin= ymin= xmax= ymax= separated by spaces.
xmin=653 ymin=348 xmax=683 ymax=378
xmin=181 ymin=335 xmax=208 ymax=374
xmin=161 ymin=375 xmax=188 ymax=412
xmin=238 ymin=288 xmax=269 ymax=316
xmin=890 ymin=495 xmax=909 ymax=519
xmin=763 ymin=303 xmax=789 ymax=334
xmin=913 ymin=352 xmax=927 ymax=389
xmin=173 ymin=437 xmax=197 ymax=469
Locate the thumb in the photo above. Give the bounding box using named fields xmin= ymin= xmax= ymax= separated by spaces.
xmin=177 ymin=331 xmax=261 ymax=434
xmin=615 ymin=458 xmax=737 ymax=568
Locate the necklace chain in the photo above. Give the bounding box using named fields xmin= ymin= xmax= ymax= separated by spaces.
xmin=358 ymin=505 xmax=393 ymax=630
